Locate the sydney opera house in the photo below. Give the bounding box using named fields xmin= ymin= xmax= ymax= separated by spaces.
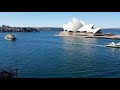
xmin=60 ymin=18 xmax=102 ymax=36
xmin=57 ymin=18 xmax=120 ymax=40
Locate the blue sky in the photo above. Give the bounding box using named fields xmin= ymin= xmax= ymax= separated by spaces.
xmin=0 ymin=12 xmax=120 ymax=28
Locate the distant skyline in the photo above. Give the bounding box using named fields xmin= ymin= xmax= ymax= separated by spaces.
xmin=0 ymin=12 xmax=120 ymax=28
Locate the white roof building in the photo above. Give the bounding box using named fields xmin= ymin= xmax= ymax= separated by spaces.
xmin=63 ymin=18 xmax=101 ymax=34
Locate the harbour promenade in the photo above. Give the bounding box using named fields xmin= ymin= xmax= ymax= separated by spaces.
xmin=56 ymin=31 xmax=120 ymax=40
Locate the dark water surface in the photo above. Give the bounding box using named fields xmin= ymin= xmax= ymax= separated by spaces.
xmin=0 ymin=29 xmax=120 ymax=78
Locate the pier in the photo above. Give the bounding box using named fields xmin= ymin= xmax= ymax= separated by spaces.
xmin=0 ymin=68 xmax=17 ymax=78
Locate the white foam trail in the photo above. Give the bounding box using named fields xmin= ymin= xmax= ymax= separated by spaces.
xmin=62 ymin=42 xmax=106 ymax=47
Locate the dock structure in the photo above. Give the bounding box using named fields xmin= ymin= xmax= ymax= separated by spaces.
xmin=0 ymin=68 xmax=18 ymax=78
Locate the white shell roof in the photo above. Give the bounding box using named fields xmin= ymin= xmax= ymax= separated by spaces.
xmin=63 ymin=18 xmax=101 ymax=33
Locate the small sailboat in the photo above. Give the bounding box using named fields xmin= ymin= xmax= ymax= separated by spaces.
xmin=106 ymin=42 xmax=120 ymax=48
xmin=4 ymin=34 xmax=16 ymax=40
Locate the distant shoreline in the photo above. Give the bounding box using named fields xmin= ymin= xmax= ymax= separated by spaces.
xmin=0 ymin=25 xmax=63 ymax=32
xmin=0 ymin=25 xmax=120 ymax=32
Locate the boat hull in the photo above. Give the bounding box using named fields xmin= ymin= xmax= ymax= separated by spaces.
xmin=106 ymin=45 xmax=120 ymax=48
xmin=5 ymin=36 xmax=16 ymax=41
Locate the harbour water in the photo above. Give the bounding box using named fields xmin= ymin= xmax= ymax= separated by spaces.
xmin=0 ymin=29 xmax=120 ymax=78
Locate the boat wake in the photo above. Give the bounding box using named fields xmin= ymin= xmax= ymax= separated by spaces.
xmin=96 ymin=44 xmax=106 ymax=47
xmin=62 ymin=41 xmax=106 ymax=47
xmin=86 ymin=44 xmax=106 ymax=47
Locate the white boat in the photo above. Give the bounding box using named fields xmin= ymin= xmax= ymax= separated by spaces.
xmin=106 ymin=42 xmax=120 ymax=48
xmin=4 ymin=34 xmax=16 ymax=40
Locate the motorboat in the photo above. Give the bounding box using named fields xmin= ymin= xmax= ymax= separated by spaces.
xmin=106 ymin=42 xmax=120 ymax=48
xmin=4 ymin=34 xmax=16 ymax=40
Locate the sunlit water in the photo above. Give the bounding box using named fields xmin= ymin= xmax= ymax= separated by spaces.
xmin=0 ymin=29 xmax=120 ymax=78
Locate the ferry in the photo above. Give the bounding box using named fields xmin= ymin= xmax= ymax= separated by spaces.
xmin=4 ymin=34 xmax=16 ymax=40
xmin=106 ymin=42 xmax=120 ymax=48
